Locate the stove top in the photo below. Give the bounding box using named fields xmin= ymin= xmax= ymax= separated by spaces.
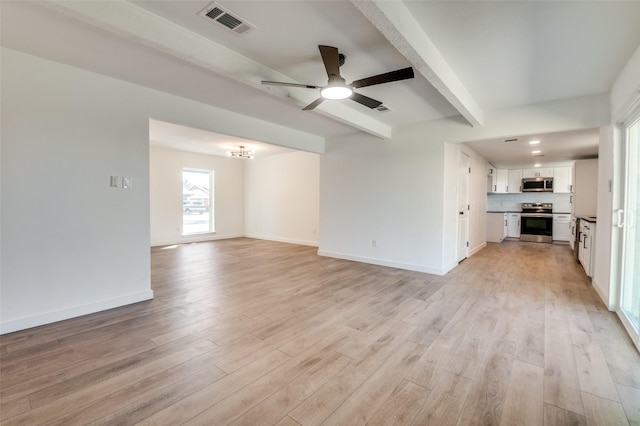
xmin=522 ymin=203 xmax=553 ymax=213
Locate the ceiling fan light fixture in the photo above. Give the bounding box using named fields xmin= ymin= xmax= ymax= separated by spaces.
xmin=320 ymin=85 xmax=353 ymax=100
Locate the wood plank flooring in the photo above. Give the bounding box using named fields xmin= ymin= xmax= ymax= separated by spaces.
xmin=1 ymin=238 xmax=639 ymax=425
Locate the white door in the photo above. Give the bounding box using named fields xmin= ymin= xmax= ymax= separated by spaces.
xmin=457 ymin=152 xmax=470 ymax=262
xmin=618 ymin=113 xmax=640 ymax=351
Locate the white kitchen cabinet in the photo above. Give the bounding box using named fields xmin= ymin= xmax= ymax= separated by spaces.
xmin=507 ymin=169 xmax=522 ymax=193
xmin=553 ymin=166 xmax=573 ymax=193
xmin=507 ymin=213 xmax=521 ymax=238
xmin=489 ymin=169 xmax=508 ymax=193
xmin=573 ymin=159 xmax=598 ymax=216
xmin=487 ymin=213 xmax=507 ymax=243
xmin=523 ymin=167 xmax=554 ymax=178
xmin=553 ymin=214 xmax=571 ymax=242
xmin=578 ymin=220 xmax=596 ymax=277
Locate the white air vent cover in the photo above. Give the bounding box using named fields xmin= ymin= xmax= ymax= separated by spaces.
xmin=198 ymin=2 xmax=255 ymax=36
xmin=375 ymin=104 xmax=392 ymax=112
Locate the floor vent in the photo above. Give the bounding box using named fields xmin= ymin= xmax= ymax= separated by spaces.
xmin=375 ymin=104 xmax=392 ymax=112
xmin=198 ymin=2 xmax=255 ymax=36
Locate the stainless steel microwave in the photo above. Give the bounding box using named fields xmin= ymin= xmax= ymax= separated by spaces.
xmin=522 ymin=177 xmax=553 ymax=192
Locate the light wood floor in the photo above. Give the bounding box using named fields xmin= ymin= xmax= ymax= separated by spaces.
xmin=1 ymin=238 xmax=639 ymax=425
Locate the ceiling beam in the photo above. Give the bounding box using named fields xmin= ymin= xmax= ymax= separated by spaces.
xmin=39 ymin=0 xmax=392 ymax=139
xmin=351 ymin=0 xmax=485 ymax=127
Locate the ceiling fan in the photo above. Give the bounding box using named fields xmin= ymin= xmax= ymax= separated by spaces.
xmin=261 ymin=45 xmax=415 ymax=111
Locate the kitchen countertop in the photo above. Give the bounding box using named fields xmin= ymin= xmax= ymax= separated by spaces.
xmin=580 ymin=216 xmax=597 ymax=223
xmin=487 ymin=211 xmax=572 ymax=214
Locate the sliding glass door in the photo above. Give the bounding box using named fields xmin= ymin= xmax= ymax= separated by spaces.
xmin=618 ymin=114 xmax=640 ymax=351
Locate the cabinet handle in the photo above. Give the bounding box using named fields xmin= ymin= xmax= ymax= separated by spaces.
xmin=494 ymin=185 xmax=497 ymax=192
xmin=505 ymin=220 xmax=507 ymax=226
xmin=570 ymin=184 xmax=573 ymax=192
xmin=583 ymin=236 xmax=588 ymax=249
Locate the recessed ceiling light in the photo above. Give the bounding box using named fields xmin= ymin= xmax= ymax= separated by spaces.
xmin=531 ymin=150 xmax=541 ymax=154
xmin=534 ymin=163 xmax=541 ymax=167
xmin=529 ymin=140 xmax=540 ymax=145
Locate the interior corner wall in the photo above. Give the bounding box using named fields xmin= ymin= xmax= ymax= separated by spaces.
xmin=0 ymin=47 xmax=323 ymax=334
xmin=244 ymin=151 xmax=320 ymax=246
xmin=149 ymin=146 xmax=245 ymax=247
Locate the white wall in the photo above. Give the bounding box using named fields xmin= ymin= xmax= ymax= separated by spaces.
xmin=594 ymin=126 xmax=615 ymax=308
xmin=595 ymin=42 xmax=640 ymax=309
xmin=318 ymin=96 xmax=610 ymax=276
xmin=245 ymin=151 xmax=320 ymax=246
xmin=0 ymin=47 xmax=325 ymax=333
xmin=319 ymin=130 xmax=448 ymax=275
xmin=149 ymin=146 xmax=245 ymax=246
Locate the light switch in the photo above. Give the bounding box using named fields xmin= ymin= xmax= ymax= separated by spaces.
xmin=122 ymin=177 xmax=131 ymax=189
xmin=110 ymin=176 xmax=119 ymax=188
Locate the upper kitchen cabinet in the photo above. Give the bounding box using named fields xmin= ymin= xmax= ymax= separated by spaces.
xmin=573 ymin=159 xmax=598 ymax=216
xmin=522 ymin=167 xmax=554 ymax=178
xmin=488 ymin=169 xmax=508 ymax=193
xmin=553 ymin=166 xmax=574 ymax=193
xmin=507 ymin=169 xmax=522 ymax=193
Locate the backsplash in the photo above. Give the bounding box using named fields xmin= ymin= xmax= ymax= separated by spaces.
xmin=487 ymin=193 xmax=572 ymax=213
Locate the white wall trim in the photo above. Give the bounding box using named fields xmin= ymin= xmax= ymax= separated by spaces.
xmin=151 ymin=233 xmax=245 ymax=248
xmin=317 ymin=250 xmax=446 ymax=276
xmin=469 ymin=242 xmax=487 ymax=257
xmin=0 ymin=290 xmax=154 ymax=335
xmin=245 ymin=234 xmax=318 ymax=247
xmin=591 ymin=277 xmax=615 ymax=311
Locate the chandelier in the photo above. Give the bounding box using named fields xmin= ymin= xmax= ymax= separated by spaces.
xmin=227 ymin=146 xmax=254 ymax=159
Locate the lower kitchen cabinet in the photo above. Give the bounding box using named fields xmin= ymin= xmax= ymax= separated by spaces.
xmin=487 ymin=212 xmax=507 ymax=243
xmin=553 ymin=214 xmax=571 ymax=242
xmin=578 ymin=220 xmax=596 ymax=277
xmin=507 ymin=213 xmax=520 ymax=238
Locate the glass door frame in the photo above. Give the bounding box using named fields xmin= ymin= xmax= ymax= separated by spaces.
xmin=615 ymin=102 xmax=640 ymax=352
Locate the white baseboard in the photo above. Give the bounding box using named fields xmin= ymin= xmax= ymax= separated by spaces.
xmin=469 ymin=242 xmax=487 ymax=257
xmin=151 ymin=233 xmax=244 ymax=247
xmin=591 ymin=276 xmax=615 ymax=311
xmin=317 ymin=250 xmax=446 ymax=276
xmin=0 ymin=290 xmax=154 ymax=335
xmin=244 ymin=234 xmax=318 ymax=247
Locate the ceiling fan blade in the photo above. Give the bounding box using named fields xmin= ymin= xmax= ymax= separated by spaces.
xmin=318 ymin=45 xmax=342 ymax=78
xmin=351 ymin=67 xmax=415 ymax=89
xmin=302 ymin=97 xmax=325 ymax=111
xmin=261 ymin=81 xmax=320 ymax=89
xmin=350 ymin=92 xmax=383 ymax=109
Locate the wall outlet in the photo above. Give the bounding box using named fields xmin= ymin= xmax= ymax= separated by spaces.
xmin=371 ymin=239 xmax=377 ymax=247
xmin=122 ymin=177 xmax=131 ymax=189
xmin=110 ymin=176 xmax=118 ymax=188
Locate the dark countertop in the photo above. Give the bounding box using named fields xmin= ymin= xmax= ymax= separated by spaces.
xmin=580 ymin=216 xmax=597 ymax=223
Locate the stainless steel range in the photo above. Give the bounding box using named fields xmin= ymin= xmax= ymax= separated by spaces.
xmin=521 ymin=203 xmax=553 ymax=243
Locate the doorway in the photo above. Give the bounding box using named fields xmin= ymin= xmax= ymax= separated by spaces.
xmin=457 ymin=151 xmax=470 ymax=262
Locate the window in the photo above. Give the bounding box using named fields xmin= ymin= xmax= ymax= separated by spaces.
xmin=182 ymin=169 xmax=214 ymax=235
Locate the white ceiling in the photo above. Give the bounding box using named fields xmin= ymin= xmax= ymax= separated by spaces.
xmin=2 ymin=0 xmax=640 ymax=165
xmin=464 ymin=128 xmax=599 ymax=169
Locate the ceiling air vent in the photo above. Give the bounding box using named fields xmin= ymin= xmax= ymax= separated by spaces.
xmin=198 ymin=2 xmax=255 ymax=36
xmin=375 ymin=104 xmax=392 ymax=112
